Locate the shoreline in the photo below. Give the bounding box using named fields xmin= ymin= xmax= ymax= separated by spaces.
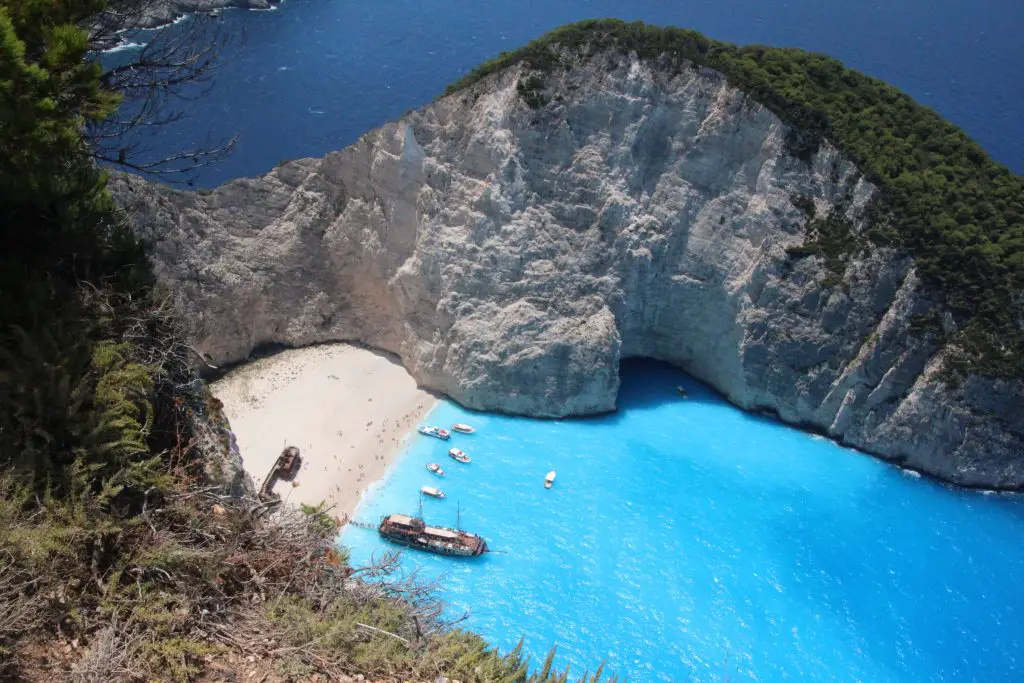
xmin=210 ymin=343 xmax=438 ymax=521
xmin=94 ymin=0 xmax=283 ymax=44
xmin=208 ymin=343 xmax=1022 ymax=507
xmin=128 ymin=0 xmax=280 ymax=31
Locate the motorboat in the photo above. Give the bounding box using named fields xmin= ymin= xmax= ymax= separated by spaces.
xmin=452 ymin=423 xmax=476 ymax=434
xmin=426 ymin=463 xmax=445 ymax=476
xmin=421 ymin=486 xmax=446 ymax=499
xmin=544 ymin=470 xmax=556 ymax=489
xmin=448 ymin=448 xmax=471 ymax=464
xmin=418 ymin=425 xmax=451 ymax=440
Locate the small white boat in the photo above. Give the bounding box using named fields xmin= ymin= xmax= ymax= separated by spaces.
xmin=421 ymin=486 xmax=446 ymax=499
xmin=544 ymin=470 xmax=556 ymax=489
xmin=426 ymin=463 xmax=445 ymax=476
xmin=418 ymin=425 xmax=451 ymax=441
xmin=448 ymin=448 xmax=471 ymax=464
xmin=452 ymin=423 xmax=476 ymax=434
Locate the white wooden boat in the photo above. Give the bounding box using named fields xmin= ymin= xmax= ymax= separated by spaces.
xmin=544 ymin=470 xmax=556 ymax=489
xmin=426 ymin=463 xmax=445 ymax=476
xmin=418 ymin=425 xmax=451 ymax=441
xmin=448 ymin=448 xmax=471 ymax=464
xmin=452 ymin=423 xmax=476 ymax=434
xmin=421 ymin=486 xmax=446 ymax=499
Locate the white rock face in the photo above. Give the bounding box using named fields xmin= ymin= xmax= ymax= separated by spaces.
xmin=114 ymin=51 xmax=1024 ymax=488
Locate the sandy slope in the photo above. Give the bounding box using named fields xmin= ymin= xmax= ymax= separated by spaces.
xmin=210 ymin=344 xmax=437 ymax=519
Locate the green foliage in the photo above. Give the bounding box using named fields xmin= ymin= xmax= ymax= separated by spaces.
xmin=0 ymin=321 xmax=156 ymax=493
xmin=0 ymin=0 xmax=117 ymax=196
xmin=517 ymin=73 xmax=548 ymax=109
xmin=786 ymin=185 xmax=861 ymax=285
xmin=140 ymin=637 xmax=220 ymax=682
xmin=300 ymin=500 xmax=343 ymax=538
xmin=446 ymin=19 xmax=1024 ymax=379
xmin=0 ymin=1 xmax=127 ymax=293
xmin=265 ymin=593 xmax=616 ymax=682
xmin=0 ymin=0 xmax=159 ymax=498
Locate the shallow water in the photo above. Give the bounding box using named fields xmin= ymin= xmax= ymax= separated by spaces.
xmin=103 ymin=0 xmax=1024 ymax=186
xmin=341 ymin=360 xmax=1024 ymax=681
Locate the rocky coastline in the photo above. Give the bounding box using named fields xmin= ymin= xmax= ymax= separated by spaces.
xmin=114 ymin=49 xmax=1024 ymax=489
xmin=129 ymin=0 xmax=279 ymax=31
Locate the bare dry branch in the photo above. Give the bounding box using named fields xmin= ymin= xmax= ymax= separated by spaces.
xmin=86 ymin=1 xmax=244 ymax=182
xmin=69 ymin=622 xmax=136 ymax=683
xmin=354 ymin=623 xmax=411 ymax=645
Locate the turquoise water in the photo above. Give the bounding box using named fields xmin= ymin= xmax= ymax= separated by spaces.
xmin=342 ymin=360 xmax=1024 ymax=681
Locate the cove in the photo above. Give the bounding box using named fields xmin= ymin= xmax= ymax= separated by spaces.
xmin=341 ymin=360 xmax=1024 ymax=681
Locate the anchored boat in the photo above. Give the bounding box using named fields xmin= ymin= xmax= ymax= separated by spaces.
xmin=418 ymin=425 xmax=451 ymax=440
xmin=544 ymin=470 xmax=557 ymax=489
xmin=377 ymin=513 xmax=487 ymax=557
xmin=452 ymin=423 xmax=476 ymax=434
xmin=449 ymin=447 xmax=471 ymax=463
xmin=426 ymin=463 xmax=445 ymax=476
xmin=421 ymin=486 xmax=446 ymax=499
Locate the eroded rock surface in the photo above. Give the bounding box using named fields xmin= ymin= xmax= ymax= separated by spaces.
xmin=114 ymin=51 xmax=1024 ymax=488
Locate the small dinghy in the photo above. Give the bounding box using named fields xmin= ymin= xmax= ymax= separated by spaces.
xmin=452 ymin=423 xmax=476 ymax=434
xmin=418 ymin=425 xmax=451 ymax=441
xmin=421 ymin=486 xmax=446 ymax=499
xmin=544 ymin=471 xmax=556 ymax=489
xmin=448 ymin=448 xmax=471 ymax=464
xmin=426 ymin=463 xmax=445 ymax=476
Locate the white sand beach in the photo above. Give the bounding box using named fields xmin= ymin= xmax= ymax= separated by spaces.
xmin=210 ymin=344 xmax=437 ymax=519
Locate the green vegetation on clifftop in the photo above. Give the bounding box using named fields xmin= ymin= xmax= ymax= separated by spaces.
xmin=447 ymin=19 xmax=1024 ymax=379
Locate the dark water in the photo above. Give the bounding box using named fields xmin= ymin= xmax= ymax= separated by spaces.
xmin=342 ymin=361 xmax=1024 ymax=681
xmin=107 ymin=0 xmax=1024 ymax=187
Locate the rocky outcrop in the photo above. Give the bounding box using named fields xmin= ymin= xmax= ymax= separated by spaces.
xmin=114 ymin=50 xmax=1024 ymax=488
xmin=129 ymin=0 xmax=277 ymax=30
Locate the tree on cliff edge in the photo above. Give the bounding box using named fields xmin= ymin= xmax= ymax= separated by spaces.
xmin=0 ymin=0 xmax=161 ymax=492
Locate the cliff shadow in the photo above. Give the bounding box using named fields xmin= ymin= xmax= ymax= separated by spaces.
xmin=576 ymin=357 xmax=723 ymax=429
xmin=204 ymin=339 xmax=445 ymax=401
xmin=597 ymin=357 xmax=816 ymax=437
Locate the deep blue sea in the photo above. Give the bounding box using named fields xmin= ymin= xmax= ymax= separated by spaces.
xmin=107 ymin=0 xmax=1024 ymax=187
xmin=342 ymin=361 xmax=1024 ymax=682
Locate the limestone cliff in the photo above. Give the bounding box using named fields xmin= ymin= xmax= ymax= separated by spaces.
xmin=113 ymin=50 xmax=1024 ymax=489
